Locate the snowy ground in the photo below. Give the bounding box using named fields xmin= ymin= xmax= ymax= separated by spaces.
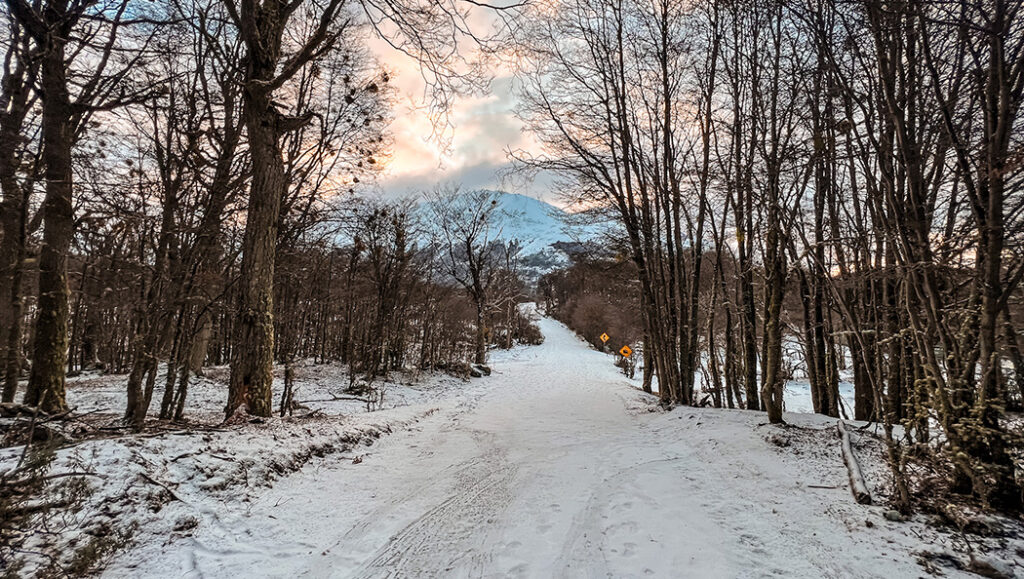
xmin=783 ymin=379 xmax=856 ymax=415
xmin=63 ymin=360 xmax=472 ymax=421
xmin=639 ymin=367 xmax=857 ymax=415
xmin=79 ymin=317 xmax=1023 ymax=578
xmin=0 ymin=359 xmax=483 ymax=576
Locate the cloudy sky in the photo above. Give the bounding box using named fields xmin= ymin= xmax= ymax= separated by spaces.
xmin=365 ymin=33 xmax=559 ymax=206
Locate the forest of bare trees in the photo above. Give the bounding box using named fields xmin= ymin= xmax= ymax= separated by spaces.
xmin=516 ymin=0 xmax=1024 ymax=510
xmin=0 ymin=0 xmax=540 ymax=429
xmin=1 ymin=0 xmax=1023 ymax=562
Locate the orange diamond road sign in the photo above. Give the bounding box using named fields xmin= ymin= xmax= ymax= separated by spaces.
xmin=619 ymin=345 xmax=633 ymax=358
xmin=600 ymin=333 xmax=610 ymax=343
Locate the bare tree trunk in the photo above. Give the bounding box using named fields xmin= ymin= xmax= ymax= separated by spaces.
xmin=1003 ymin=307 xmax=1024 ymax=404
xmin=226 ymin=96 xmax=283 ymax=417
xmin=11 ymin=0 xmax=137 ymax=413
xmin=707 ymin=284 xmax=723 ymax=408
xmin=23 ymin=36 xmax=73 ymax=414
xmin=0 ymin=25 xmax=33 ymax=404
xmin=761 ymin=214 xmax=786 ymax=424
xmin=189 ymin=316 xmax=212 ymax=375
xmin=0 ymin=226 xmax=26 ymax=404
xmin=474 ymin=300 xmax=487 ymax=365
xmin=225 ymin=0 xmax=344 ymax=419
xmin=797 ymin=269 xmax=822 ymax=413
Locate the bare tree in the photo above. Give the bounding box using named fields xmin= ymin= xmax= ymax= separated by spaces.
xmin=222 ymin=0 xmax=351 ymax=418
xmin=7 ymin=0 xmax=154 ymax=413
xmin=427 ymin=187 xmax=507 ymax=366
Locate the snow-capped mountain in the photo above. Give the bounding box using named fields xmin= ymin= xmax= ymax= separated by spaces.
xmin=417 ymin=190 xmax=602 ymax=280
xmin=478 ymin=190 xmax=589 ymax=253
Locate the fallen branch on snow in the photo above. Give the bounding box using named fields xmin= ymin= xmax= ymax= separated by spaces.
xmin=837 ymin=420 xmax=872 ymax=505
xmin=139 ymin=472 xmax=184 ymax=503
xmin=297 ymin=395 xmax=373 ymax=404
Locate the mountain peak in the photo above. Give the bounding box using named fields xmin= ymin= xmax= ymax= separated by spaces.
xmin=469 ymin=190 xmax=573 ymax=249
xmin=415 ymin=189 xmax=600 ymax=280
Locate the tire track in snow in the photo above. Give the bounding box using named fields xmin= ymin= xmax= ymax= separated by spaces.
xmin=352 ymin=436 xmax=519 ymax=578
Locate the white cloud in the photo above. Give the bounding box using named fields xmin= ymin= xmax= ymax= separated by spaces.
xmin=367 ymin=37 xmax=549 ymax=201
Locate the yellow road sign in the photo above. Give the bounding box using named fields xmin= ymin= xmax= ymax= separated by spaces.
xmin=600 ymin=333 xmax=610 ymax=343
xmin=619 ymin=345 xmax=633 ymax=358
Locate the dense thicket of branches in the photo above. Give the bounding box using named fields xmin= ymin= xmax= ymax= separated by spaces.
xmin=515 ymin=0 xmax=1024 ymax=510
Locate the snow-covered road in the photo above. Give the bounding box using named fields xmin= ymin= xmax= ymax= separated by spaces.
xmin=113 ymin=317 xmax=952 ymax=578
